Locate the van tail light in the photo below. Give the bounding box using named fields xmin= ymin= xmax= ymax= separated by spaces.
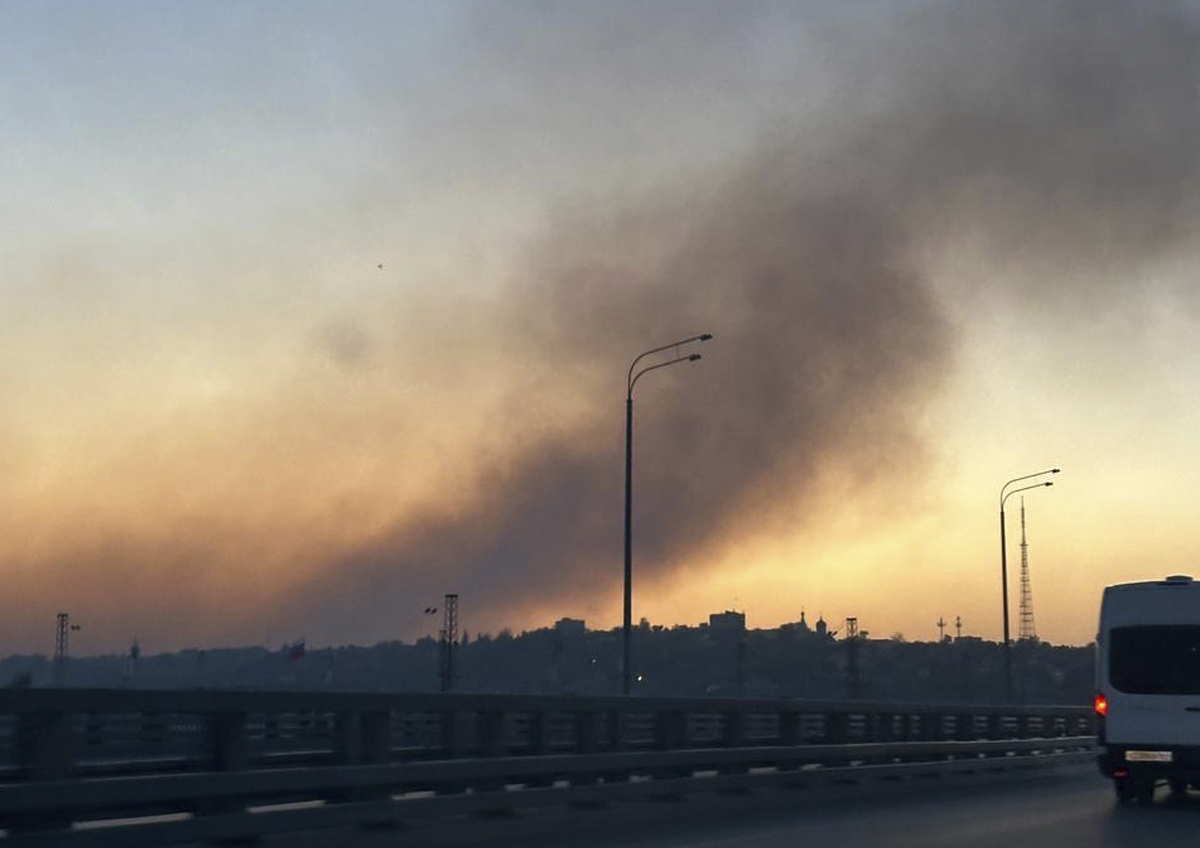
xmin=1095 ymin=691 xmax=1109 ymax=716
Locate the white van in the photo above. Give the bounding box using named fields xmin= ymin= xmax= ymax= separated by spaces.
xmin=1096 ymin=575 xmax=1200 ymax=802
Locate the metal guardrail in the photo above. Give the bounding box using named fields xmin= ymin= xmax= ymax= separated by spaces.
xmin=0 ymin=689 xmax=1095 ymax=845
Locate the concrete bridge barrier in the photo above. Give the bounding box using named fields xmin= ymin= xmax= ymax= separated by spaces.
xmin=0 ymin=689 xmax=1095 ymax=846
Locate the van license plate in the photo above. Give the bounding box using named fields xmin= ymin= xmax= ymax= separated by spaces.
xmin=1126 ymin=750 xmax=1173 ymax=762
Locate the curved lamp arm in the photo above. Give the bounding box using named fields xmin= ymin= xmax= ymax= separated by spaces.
xmin=1000 ymin=467 xmax=1060 ymax=507
xmin=628 ymin=333 xmax=712 ymax=395
xmin=630 ymin=354 xmax=701 ymax=394
xmin=1002 ymin=480 xmax=1052 ymax=510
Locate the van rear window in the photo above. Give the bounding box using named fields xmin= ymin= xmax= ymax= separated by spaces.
xmin=1110 ymin=625 xmax=1200 ymax=694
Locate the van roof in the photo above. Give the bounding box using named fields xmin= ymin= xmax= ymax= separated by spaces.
xmin=1101 ymin=577 xmax=1200 ymax=628
xmin=1106 ymin=575 xmax=1195 ymax=591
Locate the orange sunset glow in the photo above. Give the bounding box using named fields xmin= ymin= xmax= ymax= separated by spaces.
xmin=5 ymin=0 xmax=1200 ymax=656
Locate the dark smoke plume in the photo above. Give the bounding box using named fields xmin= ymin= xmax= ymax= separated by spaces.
xmin=292 ymin=0 xmax=1200 ymax=640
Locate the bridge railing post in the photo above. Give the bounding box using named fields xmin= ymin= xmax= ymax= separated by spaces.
xmin=824 ymin=711 xmax=848 ymax=745
xmin=441 ymin=708 xmax=467 ymax=759
xmin=140 ymin=712 xmax=166 ymax=746
xmin=987 ymin=712 xmax=1005 ymax=741
xmin=723 ymin=709 xmax=746 ymax=748
xmin=192 ymin=711 xmax=252 ymax=819
xmin=329 ymin=710 xmax=394 ymax=805
xmin=83 ymin=713 xmax=104 ymax=751
xmin=569 ymin=711 xmax=602 ymax=787
xmin=651 ymin=709 xmax=690 ymax=782
xmin=876 ymin=712 xmax=895 ymax=744
xmin=719 ymin=709 xmax=750 ymax=776
xmin=860 ymin=711 xmax=876 ymax=743
xmin=922 ymin=712 xmax=943 ymax=742
xmin=205 ymin=712 xmax=247 ymax=772
xmin=361 ymin=710 xmax=392 ymax=763
xmin=16 ymin=711 xmax=75 ymax=780
xmin=778 ymin=710 xmax=801 ymax=746
xmin=6 ymin=711 xmax=77 ymax=833
xmin=604 ymin=709 xmax=624 ymax=751
xmin=907 ymin=712 xmax=922 ymax=741
xmin=655 ymin=710 xmax=687 ymax=750
xmin=478 ymin=710 xmax=505 ymax=758
xmin=575 ymin=711 xmax=598 ymax=754
xmin=335 ymin=711 xmax=363 ymax=765
xmin=529 ymin=710 xmax=552 ymax=755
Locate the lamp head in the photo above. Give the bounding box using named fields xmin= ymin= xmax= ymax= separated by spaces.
xmin=699 ymin=333 xmax=713 ymax=341
xmin=1051 ymin=468 xmax=1061 ymax=473
xmin=1044 ymin=481 xmax=1053 ymax=487
xmin=689 ymin=354 xmax=702 ymax=362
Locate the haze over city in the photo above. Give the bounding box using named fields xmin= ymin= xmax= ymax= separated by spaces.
xmin=4 ymin=0 xmax=1200 ymax=655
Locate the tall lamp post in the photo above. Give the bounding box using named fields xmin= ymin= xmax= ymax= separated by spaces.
xmin=624 ymin=333 xmax=712 ymax=695
xmin=999 ymin=468 xmax=1059 ymax=701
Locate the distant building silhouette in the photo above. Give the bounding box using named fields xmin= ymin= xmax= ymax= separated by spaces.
xmin=0 ymin=617 xmax=1097 ymax=704
xmin=709 ymin=610 xmax=746 ymax=634
xmin=554 ymin=617 xmax=586 ymax=637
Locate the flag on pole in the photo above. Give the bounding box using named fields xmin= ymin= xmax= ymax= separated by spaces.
xmin=286 ymin=638 xmax=306 ymax=661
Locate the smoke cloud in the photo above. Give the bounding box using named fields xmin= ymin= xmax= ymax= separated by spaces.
xmin=286 ymin=0 xmax=1200 ymax=640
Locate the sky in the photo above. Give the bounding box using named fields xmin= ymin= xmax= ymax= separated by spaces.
xmin=4 ymin=0 xmax=1200 ymax=655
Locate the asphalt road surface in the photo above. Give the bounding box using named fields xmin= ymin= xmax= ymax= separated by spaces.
xmin=275 ymin=765 xmax=1200 ymax=848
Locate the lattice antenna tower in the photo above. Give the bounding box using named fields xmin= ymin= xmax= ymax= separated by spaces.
xmin=53 ymin=613 xmax=69 ymax=685
xmin=53 ymin=613 xmax=79 ymax=686
xmin=440 ymin=594 xmax=459 ymax=692
xmin=1018 ymin=497 xmax=1037 ymax=641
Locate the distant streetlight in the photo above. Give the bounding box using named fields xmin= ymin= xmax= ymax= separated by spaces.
xmin=623 ymin=333 xmax=712 ymax=696
xmin=999 ymin=468 xmax=1059 ymax=701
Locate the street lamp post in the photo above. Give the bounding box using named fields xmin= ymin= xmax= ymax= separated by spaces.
xmin=999 ymin=467 xmax=1059 ymax=701
xmin=623 ymin=333 xmax=712 ymax=695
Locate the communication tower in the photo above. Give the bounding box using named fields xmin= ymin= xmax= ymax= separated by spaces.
xmin=439 ymin=594 xmax=459 ymax=692
xmin=1018 ymin=497 xmax=1037 ymax=641
xmin=53 ymin=613 xmax=79 ymax=686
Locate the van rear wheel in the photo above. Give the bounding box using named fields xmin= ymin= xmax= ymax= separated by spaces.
xmin=1135 ymin=780 xmax=1157 ymax=803
xmin=1115 ymin=778 xmax=1137 ymax=803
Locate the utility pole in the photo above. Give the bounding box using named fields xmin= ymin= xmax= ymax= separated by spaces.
xmin=439 ymin=594 xmax=458 ymax=692
xmin=999 ymin=470 xmax=1058 ymax=701
xmin=623 ymin=333 xmax=711 ymax=695
xmin=53 ymin=613 xmax=80 ymax=686
xmin=844 ymin=617 xmax=861 ymax=699
xmin=124 ymin=638 xmax=140 ymax=685
xmin=955 ymin=615 xmax=962 ymax=640
xmin=734 ymin=634 xmax=747 ymax=697
xmin=937 ymin=617 xmax=946 ymax=642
